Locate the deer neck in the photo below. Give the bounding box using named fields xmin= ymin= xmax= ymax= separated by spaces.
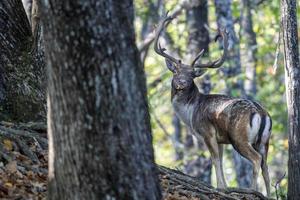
xmin=171 ymin=82 xmax=202 ymax=126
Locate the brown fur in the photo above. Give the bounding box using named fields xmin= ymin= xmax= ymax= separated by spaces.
xmin=168 ymin=64 xmax=271 ymax=196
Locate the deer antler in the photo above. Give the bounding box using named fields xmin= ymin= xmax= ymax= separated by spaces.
xmin=192 ymin=28 xmax=228 ymax=69
xmin=154 ymin=14 xmax=181 ymax=65
xmin=191 ymin=49 xmax=205 ymax=68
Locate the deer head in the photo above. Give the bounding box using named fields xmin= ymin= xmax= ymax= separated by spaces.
xmin=154 ymin=15 xmax=228 ymax=91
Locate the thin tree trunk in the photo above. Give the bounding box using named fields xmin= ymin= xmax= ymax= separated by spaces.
xmin=0 ymin=0 xmax=45 ymax=122
xmin=214 ymin=0 xmax=245 ymax=97
xmin=186 ymin=0 xmax=211 ymax=95
xmin=42 ymin=1 xmax=161 ymax=199
xmin=184 ymin=0 xmax=212 ymax=184
xmin=281 ymin=0 xmax=300 ymax=199
xmin=240 ymin=0 xmax=257 ymax=99
xmin=186 ymin=0 xmax=209 ymax=58
xmin=214 ymin=0 xmax=252 ymax=188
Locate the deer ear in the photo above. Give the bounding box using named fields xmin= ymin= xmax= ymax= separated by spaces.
xmin=193 ymin=69 xmax=206 ymax=77
xmin=165 ymin=59 xmax=177 ymax=73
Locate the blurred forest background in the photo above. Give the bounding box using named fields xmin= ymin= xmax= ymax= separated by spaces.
xmin=134 ymin=0 xmax=299 ymax=195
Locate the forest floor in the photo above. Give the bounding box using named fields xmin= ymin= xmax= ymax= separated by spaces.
xmin=0 ymin=122 xmax=47 ymax=200
xmin=0 ymin=122 xmax=271 ymax=200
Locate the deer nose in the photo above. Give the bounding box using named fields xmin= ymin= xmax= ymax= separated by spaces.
xmin=180 ymin=80 xmax=187 ymax=85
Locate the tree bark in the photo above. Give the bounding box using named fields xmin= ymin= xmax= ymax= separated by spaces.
xmin=0 ymin=0 xmax=46 ymax=122
xmin=186 ymin=0 xmax=211 ymax=95
xmin=42 ymin=1 xmax=161 ymax=199
xmin=281 ymin=0 xmax=300 ymax=199
xmin=214 ymin=0 xmax=245 ymax=97
xmin=240 ymin=0 xmax=257 ymax=99
xmin=186 ymin=0 xmax=209 ymax=58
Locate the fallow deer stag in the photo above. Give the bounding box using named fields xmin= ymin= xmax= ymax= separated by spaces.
xmin=154 ymin=15 xmax=271 ymax=196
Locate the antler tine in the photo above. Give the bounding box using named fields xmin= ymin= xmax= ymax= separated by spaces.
xmin=154 ymin=14 xmax=180 ymax=64
xmin=191 ymin=49 xmax=205 ymax=68
xmin=193 ymin=28 xmax=228 ymax=69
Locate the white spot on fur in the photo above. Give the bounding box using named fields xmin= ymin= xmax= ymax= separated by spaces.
xmin=248 ymin=113 xmax=261 ymax=144
xmin=261 ymin=117 xmax=271 ymax=144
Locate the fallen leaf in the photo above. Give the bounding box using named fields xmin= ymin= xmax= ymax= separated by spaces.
xmin=4 ymin=182 xmax=12 ymax=188
xmin=3 ymin=139 xmax=13 ymax=151
xmin=284 ymin=139 xmax=289 ymax=149
xmin=6 ymin=161 xmax=17 ymax=173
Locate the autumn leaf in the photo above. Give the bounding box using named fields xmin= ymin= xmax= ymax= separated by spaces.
xmin=6 ymin=161 xmax=17 ymax=173
xmin=3 ymin=139 xmax=13 ymax=151
xmin=284 ymin=139 xmax=289 ymax=149
xmin=4 ymin=182 xmax=13 ymax=188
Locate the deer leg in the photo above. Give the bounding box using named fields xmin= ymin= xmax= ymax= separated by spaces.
xmin=218 ymin=144 xmax=226 ymax=185
xmin=259 ymin=143 xmax=270 ymax=196
xmin=204 ymin=136 xmax=227 ymax=188
xmin=235 ymin=143 xmax=261 ymax=190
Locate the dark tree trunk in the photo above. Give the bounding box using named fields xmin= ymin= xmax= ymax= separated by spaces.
xmin=140 ymin=0 xmax=161 ymax=40
xmin=186 ymin=0 xmax=211 ymax=94
xmin=214 ymin=0 xmax=245 ymax=97
xmin=42 ymin=1 xmax=161 ymax=199
xmin=187 ymin=0 xmax=211 ymax=94
xmin=281 ymin=0 xmax=300 ymax=199
xmin=184 ymin=0 xmax=212 ymax=184
xmin=186 ymin=0 xmax=209 ymax=57
xmin=240 ymin=0 xmax=257 ymax=99
xmin=0 ymin=0 xmax=45 ymax=122
xmin=214 ymin=0 xmax=252 ymax=188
